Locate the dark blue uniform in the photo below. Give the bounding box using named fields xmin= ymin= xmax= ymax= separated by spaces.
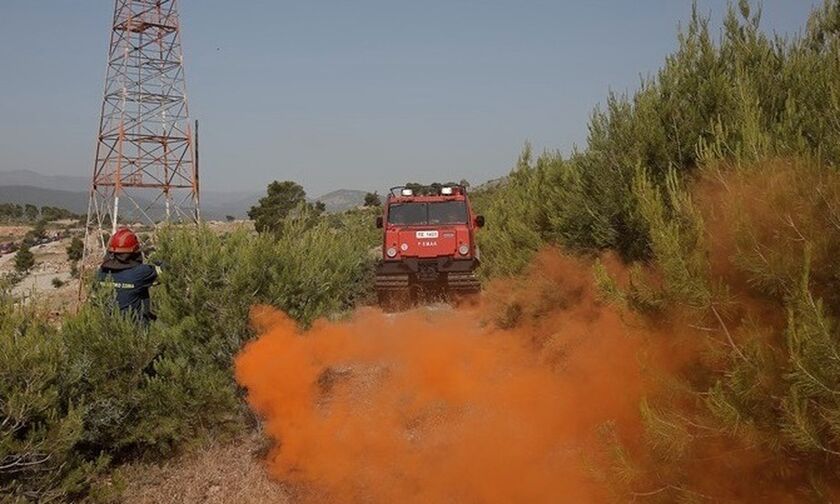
xmin=97 ymin=264 xmax=158 ymax=321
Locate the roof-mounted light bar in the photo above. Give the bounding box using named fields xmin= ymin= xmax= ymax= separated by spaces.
xmin=389 ymin=184 xmax=466 ymax=197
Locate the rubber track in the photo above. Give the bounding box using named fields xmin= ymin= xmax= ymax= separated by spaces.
xmin=375 ymin=274 xmax=410 ymax=291
xmin=446 ymin=272 xmax=481 ymax=291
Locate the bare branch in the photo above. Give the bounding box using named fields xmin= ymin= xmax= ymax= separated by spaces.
xmin=711 ymin=304 xmax=749 ymax=363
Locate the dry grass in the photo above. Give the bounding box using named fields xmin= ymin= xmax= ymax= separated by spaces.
xmin=0 ymin=225 xmax=31 ymax=243
xmin=119 ymin=433 xmax=292 ymax=504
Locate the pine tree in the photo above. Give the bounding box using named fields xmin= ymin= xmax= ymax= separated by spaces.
xmin=248 ymin=180 xmax=308 ymax=234
xmin=66 ymin=235 xmax=83 ymax=263
xmin=363 ymin=192 xmax=381 ymax=207
xmin=14 ymin=244 xmax=34 ymax=273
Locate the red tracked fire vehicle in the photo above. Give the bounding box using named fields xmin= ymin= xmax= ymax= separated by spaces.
xmin=375 ymin=184 xmax=485 ymax=307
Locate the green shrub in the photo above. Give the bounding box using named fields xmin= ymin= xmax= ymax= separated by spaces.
xmin=143 ymin=217 xmax=375 ymax=430
xmin=66 ymin=236 xmax=83 ymax=263
xmin=1 ymin=211 xmax=377 ymax=501
xmin=363 ymin=191 xmax=382 ymax=207
xmin=472 ymin=2 xmax=840 ymax=498
xmin=480 ymin=1 xmax=840 ymax=276
xmin=154 ymin=216 xmax=374 ymax=338
xmin=702 ymin=160 xmax=840 ymax=464
xmin=59 ymin=298 xmax=165 ymax=457
xmin=263 ymin=216 xmax=375 ymax=322
xmin=13 ymin=246 xmax=34 ymax=274
xmin=474 ymin=146 xmax=557 ymax=278
xmin=248 ymin=180 xmax=325 ymax=234
xmin=0 ymin=299 xmax=103 ymax=502
xmin=1 ymin=292 xmax=205 ymax=501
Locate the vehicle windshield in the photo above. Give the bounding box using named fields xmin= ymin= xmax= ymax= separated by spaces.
xmin=387 ymin=203 xmax=427 ymax=225
xmin=428 ymin=201 xmax=468 ymax=224
xmin=388 ymin=201 xmax=468 ymax=225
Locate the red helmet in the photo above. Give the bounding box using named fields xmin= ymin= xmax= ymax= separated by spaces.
xmin=108 ymin=227 xmax=140 ymax=253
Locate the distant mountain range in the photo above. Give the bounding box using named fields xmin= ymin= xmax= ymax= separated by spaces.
xmin=313 ymin=189 xmax=368 ymax=213
xmin=0 ymin=170 xmax=89 ymax=193
xmin=0 ymin=185 xmax=90 ymax=214
xmin=0 ymin=170 xmax=369 ymax=219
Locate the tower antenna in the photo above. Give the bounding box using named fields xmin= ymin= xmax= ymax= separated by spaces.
xmin=82 ymin=0 xmax=199 ymax=271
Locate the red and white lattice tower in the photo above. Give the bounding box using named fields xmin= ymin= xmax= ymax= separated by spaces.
xmin=84 ymin=0 xmax=199 ymax=260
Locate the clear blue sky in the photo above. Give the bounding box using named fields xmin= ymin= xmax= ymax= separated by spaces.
xmin=0 ymin=1 xmax=818 ymax=196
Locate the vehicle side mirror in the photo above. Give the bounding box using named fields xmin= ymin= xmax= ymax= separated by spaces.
xmin=375 ymin=216 xmax=384 ymax=229
xmin=475 ymin=215 xmax=485 ymax=228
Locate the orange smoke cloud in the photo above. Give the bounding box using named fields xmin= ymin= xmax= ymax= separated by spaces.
xmin=235 ymin=251 xmax=652 ymax=503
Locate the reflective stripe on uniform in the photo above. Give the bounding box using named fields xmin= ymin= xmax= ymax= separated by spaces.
xmin=99 ymin=281 xmax=136 ymax=289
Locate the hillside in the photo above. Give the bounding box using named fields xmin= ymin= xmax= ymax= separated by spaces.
xmin=0 ymin=170 xmax=368 ymax=218
xmin=0 ymin=185 xmax=88 ymax=213
xmin=0 ymin=169 xmax=88 ymax=192
xmin=311 ymin=189 xmax=367 ymax=213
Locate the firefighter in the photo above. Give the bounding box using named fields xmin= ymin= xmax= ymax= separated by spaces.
xmin=97 ymin=227 xmax=159 ymax=323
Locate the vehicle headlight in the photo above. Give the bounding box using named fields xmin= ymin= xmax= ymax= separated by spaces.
xmin=386 ymin=247 xmax=398 ymax=258
xmin=458 ymin=244 xmax=470 ymax=256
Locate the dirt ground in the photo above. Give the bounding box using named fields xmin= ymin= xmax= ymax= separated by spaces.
xmin=0 ymin=225 xmax=81 ymax=312
xmin=0 ymin=225 xmax=30 ymax=243
xmin=119 ymin=433 xmax=292 ymax=504
xmin=206 ymin=219 xmax=256 ymax=234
